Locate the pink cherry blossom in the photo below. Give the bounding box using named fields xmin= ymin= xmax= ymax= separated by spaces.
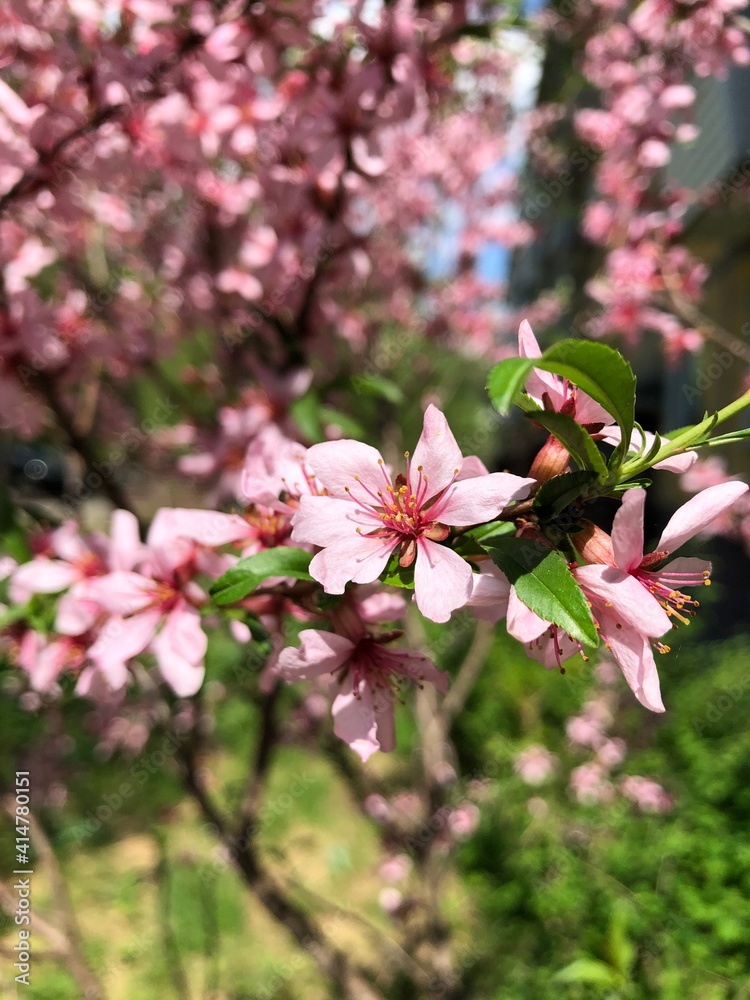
xmin=87 ymin=520 xmax=210 ymax=696
xmin=620 ymin=774 xmax=673 ymax=813
xmin=515 ymin=481 xmax=748 ymax=711
xmin=608 ymin=482 xmax=749 ymax=626
xmin=513 ymin=745 xmax=558 ymax=786
xmin=519 ymin=320 xmax=612 ymax=428
xmin=277 ymin=590 xmax=448 ymax=761
xmin=292 ymin=405 xmax=533 ymax=623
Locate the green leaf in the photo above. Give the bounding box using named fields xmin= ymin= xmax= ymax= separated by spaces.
xmin=553 ymin=958 xmax=619 ymax=986
xmin=290 ymin=391 xmax=325 ymax=443
xmin=319 ymin=407 xmax=366 ymax=439
xmin=209 ymin=547 xmax=313 ymax=606
xmin=698 ymin=427 xmax=750 ymax=447
xmin=525 ymin=410 xmax=608 ymax=480
xmin=487 ymin=340 xmax=636 ymax=466
xmin=486 ymin=357 xmax=536 ymax=416
xmin=533 ymin=470 xmax=599 ymax=519
xmin=540 ymin=340 xmax=635 ymax=445
xmin=463 ymin=521 xmax=517 ymax=545
xmin=380 ymin=548 xmax=414 ymax=589
xmin=350 ymin=373 xmax=404 ymax=405
xmin=485 ymin=537 xmax=598 ymax=647
xmin=0 ymin=603 xmax=31 ymax=630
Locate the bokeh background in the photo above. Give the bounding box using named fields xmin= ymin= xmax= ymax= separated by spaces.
xmin=2 ymin=1 xmax=750 ymax=998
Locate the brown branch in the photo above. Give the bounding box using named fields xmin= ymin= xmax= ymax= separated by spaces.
xmin=177 ymin=738 xmax=386 ymax=1000
xmin=439 ymin=620 xmax=494 ymax=727
xmin=126 ymin=662 xmax=387 ymax=1000
xmin=35 ymin=371 xmax=141 ymax=522
xmin=0 ymin=28 xmax=206 ymax=218
xmin=235 ymin=687 xmax=279 ymax=849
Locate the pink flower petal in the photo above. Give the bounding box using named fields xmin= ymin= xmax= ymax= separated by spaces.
xmin=309 ymin=533 xmax=395 ymax=594
xmin=653 ymin=451 xmax=698 ymax=472
xmin=575 ymin=564 xmax=671 ymax=636
xmin=468 ymin=562 xmax=511 ymax=624
xmin=109 ymin=509 xmax=143 ymax=571
xmin=518 ymin=319 xmax=542 ymax=359
xmin=332 ymin=678 xmax=379 ymax=761
xmin=52 ymin=522 xmax=90 ymax=563
xmin=573 ymin=391 xmax=612 ymax=427
xmin=306 ymin=439 xmax=387 ymax=503
xmin=94 ymin=571 xmax=155 ymax=615
xmin=612 ymin=488 xmax=646 ymax=572
xmin=29 ymin=640 xmax=70 ymax=691
xmin=518 ymin=320 xmax=563 ymax=407
xmin=55 ymin=588 xmax=99 ymax=636
xmin=506 ymin=587 xmax=550 ymax=643
xmin=413 ymin=538 xmax=473 ymax=623
xmin=433 ymin=473 xmax=534 ymax=525
xmin=90 ymin=607 xmax=162 ymax=664
xmin=152 ymin=604 xmax=207 ymax=696
xmin=278 ymin=629 xmax=354 ymax=681
xmin=148 ymin=508 xmax=252 ymax=548
xmin=458 ymin=455 xmax=489 ymax=480
xmin=600 ymin=615 xmax=665 ymax=713
xmin=411 ymin=404 xmax=463 ymax=498
xmin=292 ymin=495 xmax=380 ymax=547
xmin=356 ymin=591 xmax=407 ymax=624
xmin=657 ymin=481 xmax=749 ymax=554
xmin=10 ymin=559 xmax=78 ymax=603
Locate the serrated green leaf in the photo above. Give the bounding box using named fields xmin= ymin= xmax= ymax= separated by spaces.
xmin=540 ymin=340 xmax=635 ymax=445
xmin=485 ymin=537 xmax=598 ymax=647
xmin=533 ymin=470 xmax=599 ymax=519
xmin=486 ymin=357 xmax=536 ymax=416
xmin=209 ymin=547 xmax=313 ymax=606
xmin=487 ymin=340 xmax=636 ymax=468
xmin=380 ymin=547 xmax=414 ymax=589
xmin=526 ymin=409 xmax=608 ymax=479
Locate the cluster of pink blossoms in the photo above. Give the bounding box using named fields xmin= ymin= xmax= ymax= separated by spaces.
xmin=531 ymin=0 xmax=750 ymax=358
xmin=515 ymin=660 xmax=674 ymax=813
xmin=4 ymin=320 xmax=747 ymax=762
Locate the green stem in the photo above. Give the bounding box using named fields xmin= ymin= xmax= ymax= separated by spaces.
xmin=620 ymin=389 xmax=750 ymax=480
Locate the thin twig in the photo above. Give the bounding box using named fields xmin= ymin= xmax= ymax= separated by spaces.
xmin=235 ymin=687 xmax=280 ymax=849
xmin=439 ymin=620 xmax=494 ymax=727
